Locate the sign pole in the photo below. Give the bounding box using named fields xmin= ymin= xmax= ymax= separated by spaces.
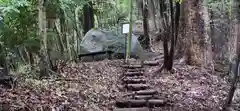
xmin=124 ymin=34 xmax=127 ymax=63
xmin=122 ymin=23 xmax=130 ymax=63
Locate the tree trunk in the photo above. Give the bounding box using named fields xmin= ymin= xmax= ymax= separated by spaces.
xmin=175 ymin=0 xmax=185 ymax=59
xmin=126 ymin=0 xmax=133 ymax=60
xmin=28 ymin=51 xmax=34 ymax=64
xmin=142 ymin=0 xmax=151 ymax=51
xmin=223 ymin=58 xmax=239 ymax=110
xmin=174 ymin=2 xmax=181 ymax=46
xmin=165 ymin=0 xmax=175 ymax=70
xmin=0 ymin=44 xmax=9 ymax=76
xmin=59 ymin=8 xmax=67 ymax=50
xmin=75 ymin=6 xmax=81 ymax=54
xmin=83 ymin=1 xmax=94 ymax=35
xmin=38 ymin=0 xmax=50 ymax=78
xmin=136 ymin=0 xmax=143 ymax=17
xmin=228 ymin=0 xmax=240 ymax=62
xmin=147 ymin=0 xmax=157 ymax=31
xmin=178 ymin=0 xmax=213 ymax=68
xmin=223 ymin=0 xmax=240 ymax=109
xmin=54 ymin=19 xmax=65 ymax=55
xmin=158 ymin=0 xmax=176 ymax=71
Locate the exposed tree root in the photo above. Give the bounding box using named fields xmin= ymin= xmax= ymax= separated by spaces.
xmin=153 ymin=64 xmax=164 ymax=74
xmin=153 ymin=64 xmax=177 ymax=75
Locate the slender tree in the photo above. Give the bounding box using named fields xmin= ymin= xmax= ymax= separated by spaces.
xmin=126 ymin=0 xmax=133 ymax=59
xmin=83 ymin=1 xmax=94 ymax=35
xmin=38 ymin=0 xmax=50 ymax=78
xmin=154 ymin=0 xmax=181 ymax=73
xmin=142 ymin=0 xmax=151 ymax=51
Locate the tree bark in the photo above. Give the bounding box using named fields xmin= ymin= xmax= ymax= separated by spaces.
xmin=59 ymin=8 xmax=67 ymax=50
xmin=83 ymin=1 xmax=94 ymax=35
xmin=38 ymin=0 xmax=50 ymax=78
xmin=228 ymin=0 xmax=240 ymax=61
xmin=136 ymin=0 xmax=143 ymax=17
xmin=223 ymin=0 xmax=240 ymax=109
xmin=28 ymin=51 xmax=34 ymax=64
xmin=175 ymin=0 xmax=185 ymax=59
xmin=165 ymin=0 xmax=175 ymax=70
xmin=142 ymin=0 xmax=151 ymax=51
xmin=126 ymin=0 xmax=133 ymax=60
xmin=178 ymin=0 xmax=213 ymax=68
xmin=147 ymin=0 xmax=157 ymax=31
xmin=54 ymin=19 xmax=65 ymax=55
xmin=75 ymin=6 xmax=81 ymax=54
xmin=158 ymin=0 xmax=175 ymax=71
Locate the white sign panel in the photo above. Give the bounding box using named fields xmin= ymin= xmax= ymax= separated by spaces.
xmin=122 ymin=24 xmax=129 ymax=34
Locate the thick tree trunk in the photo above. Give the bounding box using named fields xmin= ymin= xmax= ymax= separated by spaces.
xmin=83 ymin=1 xmax=94 ymax=35
xmin=178 ymin=0 xmax=213 ymax=68
xmin=228 ymin=0 xmax=240 ymax=62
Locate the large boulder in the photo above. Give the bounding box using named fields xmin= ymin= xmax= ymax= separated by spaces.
xmin=79 ymin=29 xmax=145 ymax=61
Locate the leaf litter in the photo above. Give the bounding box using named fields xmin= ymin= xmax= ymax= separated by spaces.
xmin=146 ymin=63 xmax=230 ymax=111
xmin=0 ymin=59 xmax=233 ymax=111
xmin=0 ymin=60 xmax=124 ymax=111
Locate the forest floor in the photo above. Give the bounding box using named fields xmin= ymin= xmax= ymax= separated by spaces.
xmin=0 ymin=58 xmax=230 ymax=111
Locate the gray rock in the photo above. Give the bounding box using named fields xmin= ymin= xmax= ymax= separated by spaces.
xmin=79 ymin=29 xmax=145 ymax=61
